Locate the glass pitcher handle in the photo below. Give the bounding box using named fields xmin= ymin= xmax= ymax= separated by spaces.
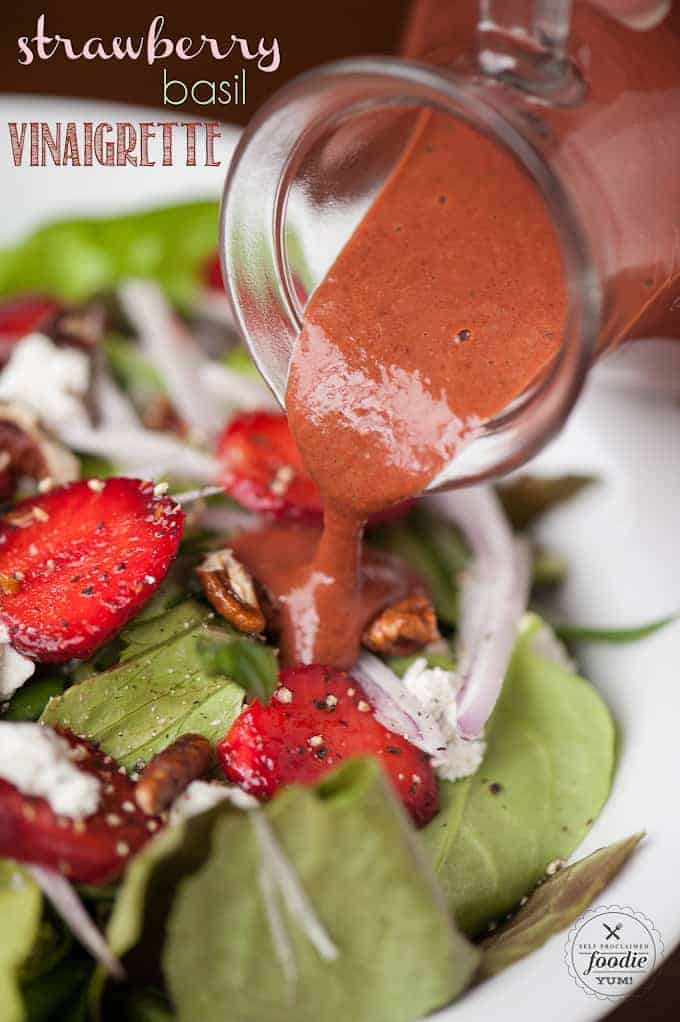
xmin=476 ymin=0 xmax=584 ymax=101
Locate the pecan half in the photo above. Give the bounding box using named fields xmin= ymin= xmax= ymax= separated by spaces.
xmin=362 ymin=592 xmax=440 ymax=656
xmin=134 ymin=733 xmax=213 ymax=816
xmin=0 ymin=402 xmax=79 ymax=498
xmin=196 ymin=548 xmax=266 ymax=634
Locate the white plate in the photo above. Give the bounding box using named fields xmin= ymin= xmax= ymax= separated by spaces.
xmin=2 ymin=96 xmax=679 ymax=1021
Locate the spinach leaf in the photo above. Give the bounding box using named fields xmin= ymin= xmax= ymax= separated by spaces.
xmin=421 ymin=615 xmax=615 ymax=936
xmin=478 ymin=833 xmax=642 ymax=978
xmin=0 ymin=201 xmax=218 ymax=307
xmin=554 ymin=615 xmax=677 ymax=645
xmin=163 ymin=759 xmax=479 ymax=1022
xmin=0 ymin=862 xmax=42 ymax=1022
xmin=42 ymin=602 xmax=243 ymax=769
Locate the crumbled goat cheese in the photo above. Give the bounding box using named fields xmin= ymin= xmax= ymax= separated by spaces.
xmin=0 ymin=334 xmax=91 ymax=432
xmin=0 ymin=623 xmax=35 ymax=701
xmin=0 ymin=723 xmax=100 ymax=818
xmin=169 ymin=780 xmax=257 ymax=824
xmin=401 ymin=658 xmax=486 ymax=782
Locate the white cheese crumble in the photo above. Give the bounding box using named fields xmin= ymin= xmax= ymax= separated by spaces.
xmin=0 ymin=623 xmax=35 ymax=701
xmin=0 ymin=723 xmax=100 ymax=818
xmin=169 ymin=780 xmax=257 ymax=824
xmin=401 ymin=658 xmax=486 ymax=782
xmin=0 ymin=334 xmax=91 ymax=432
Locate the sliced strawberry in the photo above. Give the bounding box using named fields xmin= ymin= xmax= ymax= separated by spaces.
xmin=217 ymin=412 xmax=411 ymax=524
xmin=203 ymin=252 xmax=224 ymax=292
xmin=218 ymin=411 xmax=323 ymax=522
xmin=0 ymin=728 xmax=161 ymax=884
xmin=0 ymin=478 xmax=184 ymax=662
xmin=0 ymin=295 xmax=60 ymax=360
xmin=217 ymin=664 xmax=438 ymax=826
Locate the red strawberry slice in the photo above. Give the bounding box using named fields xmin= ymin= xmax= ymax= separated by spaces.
xmin=217 ymin=412 xmax=412 ymax=524
xmin=203 ymin=252 xmax=224 ymax=292
xmin=0 ymin=727 xmax=161 ymax=884
xmin=217 ymin=664 xmax=438 ymax=827
xmin=0 ymin=478 xmax=184 ymax=662
xmin=218 ymin=411 xmax=323 ymax=522
xmin=0 ymin=295 xmax=60 ymax=360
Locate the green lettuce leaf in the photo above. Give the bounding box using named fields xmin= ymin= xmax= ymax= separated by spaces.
xmin=478 ymin=833 xmax=643 ymax=978
xmin=0 ymin=201 xmax=218 ymax=306
xmin=0 ymin=862 xmax=42 ymax=1022
xmin=162 ymin=759 xmax=479 ymax=1022
xmin=421 ymin=615 xmax=616 ymax=935
xmin=42 ymin=602 xmax=243 ymax=769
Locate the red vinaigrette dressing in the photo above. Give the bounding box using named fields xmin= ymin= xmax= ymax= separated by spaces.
xmin=236 ymin=0 xmax=680 ymax=668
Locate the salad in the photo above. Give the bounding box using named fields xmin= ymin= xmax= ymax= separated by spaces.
xmin=0 ymin=200 xmax=654 ymax=1022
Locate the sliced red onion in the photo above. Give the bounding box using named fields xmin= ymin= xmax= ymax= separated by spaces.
xmin=118 ymin=280 xmax=225 ymax=442
xmin=27 ymin=865 xmax=124 ymax=979
xmin=354 ymin=652 xmax=445 ymax=752
xmin=426 ymin=486 xmax=531 ymax=739
xmin=198 ymin=361 xmax=277 ymax=412
xmin=60 ymin=422 xmax=220 ymax=483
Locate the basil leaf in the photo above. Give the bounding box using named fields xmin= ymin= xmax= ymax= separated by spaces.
xmin=0 ymin=201 xmax=218 ymax=306
xmin=497 ymin=474 xmax=596 ymax=530
xmin=163 ymin=759 xmax=479 ymax=1022
xmin=197 ymin=634 xmax=278 ymax=703
xmin=0 ymin=861 xmax=42 ymax=1022
xmin=42 ymin=602 xmax=243 ymax=769
xmin=421 ymin=615 xmax=615 ymax=936
xmin=478 ymin=834 xmax=643 ymax=978
xmin=554 ymin=615 xmax=677 ymax=644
